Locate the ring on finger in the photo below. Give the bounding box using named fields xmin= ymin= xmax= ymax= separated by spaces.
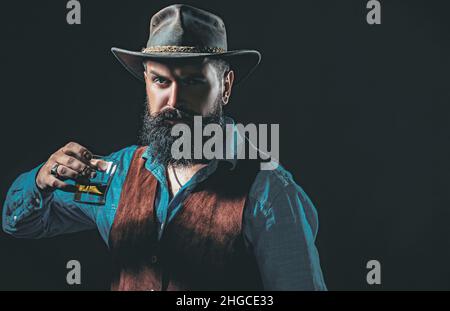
xmin=50 ymin=163 xmax=60 ymax=178
xmin=81 ymin=166 xmax=92 ymax=177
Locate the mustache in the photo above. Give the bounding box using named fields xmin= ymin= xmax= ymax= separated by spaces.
xmin=154 ymin=108 xmax=196 ymax=121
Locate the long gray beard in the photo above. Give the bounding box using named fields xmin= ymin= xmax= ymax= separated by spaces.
xmin=139 ymin=100 xmax=225 ymax=168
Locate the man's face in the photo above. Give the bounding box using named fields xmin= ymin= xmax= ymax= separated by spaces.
xmin=144 ymin=58 xmax=226 ymax=118
xmin=140 ymin=58 xmax=235 ymax=167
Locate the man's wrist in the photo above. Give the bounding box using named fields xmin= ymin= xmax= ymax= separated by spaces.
xmin=29 ymin=163 xmax=54 ymax=207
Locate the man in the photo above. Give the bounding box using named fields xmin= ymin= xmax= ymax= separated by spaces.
xmin=2 ymin=4 xmax=326 ymax=291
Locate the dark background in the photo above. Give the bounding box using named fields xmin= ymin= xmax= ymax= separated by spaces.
xmin=0 ymin=0 xmax=449 ymax=290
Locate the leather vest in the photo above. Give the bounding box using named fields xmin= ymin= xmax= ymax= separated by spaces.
xmin=109 ymin=146 xmax=263 ymax=290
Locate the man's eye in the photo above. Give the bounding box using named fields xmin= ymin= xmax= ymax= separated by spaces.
xmin=153 ymin=77 xmax=169 ymax=84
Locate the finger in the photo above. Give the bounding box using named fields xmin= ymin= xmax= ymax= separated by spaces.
xmin=89 ymin=159 xmax=109 ymax=172
xmin=55 ymin=154 xmax=94 ymax=176
xmin=46 ymin=175 xmax=77 ymax=192
xmin=57 ymin=164 xmax=96 ymax=180
xmin=61 ymin=142 xmax=94 ymax=166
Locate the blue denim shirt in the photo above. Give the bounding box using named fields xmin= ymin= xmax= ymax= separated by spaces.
xmin=2 ymin=143 xmax=327 ymax=290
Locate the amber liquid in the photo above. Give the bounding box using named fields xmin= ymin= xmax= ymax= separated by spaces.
xmin=75 ymin=182 xmax=108 ymax=196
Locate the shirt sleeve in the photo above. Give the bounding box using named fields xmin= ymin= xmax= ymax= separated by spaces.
xmin=2 ymin=163 xmax=96 ymax=239
xmin=244 ymin=179 xmax=328 ymax=291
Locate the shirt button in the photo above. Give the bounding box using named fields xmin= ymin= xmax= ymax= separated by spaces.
xmin=13 ymin=216 xmax=17 ymax=221
xmin=34 ymin=198 xmax=40 ymax=205
xmin=151 ymin=255 xmax=158 ymax=264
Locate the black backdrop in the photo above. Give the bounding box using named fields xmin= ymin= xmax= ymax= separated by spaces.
xmin=0 ymin=0 xmax=449 ymax=290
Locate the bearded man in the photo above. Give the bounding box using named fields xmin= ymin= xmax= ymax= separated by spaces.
xmin=2 ymin=4 xmax=327 ymax=291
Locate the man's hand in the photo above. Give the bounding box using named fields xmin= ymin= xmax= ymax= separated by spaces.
xmin=36 ymin=142 xmax=108 ymax=192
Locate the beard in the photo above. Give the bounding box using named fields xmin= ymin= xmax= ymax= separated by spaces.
xmin=139 ymin=96 xmax=225 ymax=168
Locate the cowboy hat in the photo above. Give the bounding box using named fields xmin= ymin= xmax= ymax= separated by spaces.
xmin=111 ymin=4 xmax=261 ymax=85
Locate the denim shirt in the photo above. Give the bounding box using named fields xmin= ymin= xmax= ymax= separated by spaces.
xmin=2 ymin=142 xmax=327 ymax=290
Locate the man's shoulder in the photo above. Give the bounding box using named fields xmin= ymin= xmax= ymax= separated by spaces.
xmin=249 ymin=161 xmax=309 ymax=208
xmin=245 ymin=162 xmax=319 ymax=236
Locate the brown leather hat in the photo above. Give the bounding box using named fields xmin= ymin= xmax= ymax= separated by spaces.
xmin=111 ymin=4 xmax=261 ymax=85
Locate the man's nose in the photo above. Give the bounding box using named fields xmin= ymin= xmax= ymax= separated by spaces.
xmin=167 ymin=82 xmax=181 ymax=108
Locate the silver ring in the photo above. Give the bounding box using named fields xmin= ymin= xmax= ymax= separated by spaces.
xmin=81 ymin=166 xmax=91 ymax=177
xmin=50 ymin=163 xmax=60 ymax=177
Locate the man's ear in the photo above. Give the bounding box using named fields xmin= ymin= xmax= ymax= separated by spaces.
xmin=222 ymin=70 xmax=235 ymax=105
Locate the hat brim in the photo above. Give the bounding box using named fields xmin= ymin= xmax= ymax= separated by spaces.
xmin=111 ymin=47 xmax=261 ymax=85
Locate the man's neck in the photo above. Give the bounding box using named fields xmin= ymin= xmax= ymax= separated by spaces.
xmin=166 ymin=163 xmax=208 ymax=199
